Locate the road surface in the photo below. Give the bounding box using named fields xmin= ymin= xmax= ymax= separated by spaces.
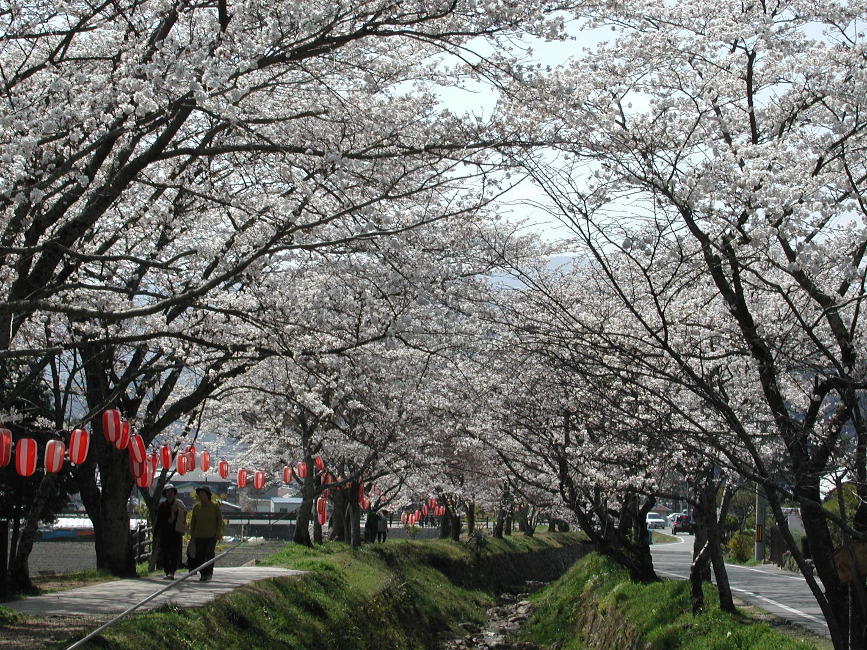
xmin=650 ymin=534 xmax=830 ymax=639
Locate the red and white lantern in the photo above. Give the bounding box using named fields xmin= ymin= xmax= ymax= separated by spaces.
xmin=128 ymin=434 xmax=146 ymax=464
xmin=421 ymin=505 xmax=429 ymax=516
xmin=68 ymin=428 xmax=89 ymax=465
xmin=135 ymin=461 xmax=154 ymax=489
xmin=186 ymin=446 xmax=196 ymax=471
xmin=200 ymin=451 xmax=210 ymax=472
xmin=317 ymin=509 xmax=327 ymax=526
xmin=159 ymin=445 xmax=172 ymax=469
xmin=359 ymin=496 xmax=369 ymax=510
xmin=129 ymin=453 xmax=145 ymax=478
xmin=237 ymin=467 xmax=248 ymax=488
xmin=218 ymin=459 xmax=230 ymax=479
xmin=15 ymin=438 xmax=37 ymax=476
xmin=253 ymin=470 xmax=265 ymax=490
xmin=313 ymin=455 xmax=324 ymax=472
xmin=44 ymin=440 xmax=65 ymax=473
xmin=101 ymin=409 xmax=122 ymax=445
xmin=176 ymin=453 xmax=189 ymax=475
xmin=0 ymin=428 xmax=12 ymax=467
xmin=282 ymin=466 xmax=294 ymax=484
xmin=295 ymin=461 xmax=307 ymax=479
xmin=317 ymin=496 xmax=327 ymax=515
xmin=149 ymin=452 xmax=158 ymax=473
xmin=428 ymin=497 xmax=437 ymax=509
xmin=400 ymin=512 xmax=408 ymax=524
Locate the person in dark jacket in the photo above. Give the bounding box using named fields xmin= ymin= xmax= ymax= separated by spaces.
xmin=155 ymin=483 xmax=186 ymax=580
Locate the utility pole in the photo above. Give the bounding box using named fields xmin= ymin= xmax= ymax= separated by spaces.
xmin=755 ymin=483 xmax=766 ymax=562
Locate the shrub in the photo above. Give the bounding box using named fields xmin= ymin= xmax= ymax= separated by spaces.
xmin=727 ymin=530 xmax=754 ymax=563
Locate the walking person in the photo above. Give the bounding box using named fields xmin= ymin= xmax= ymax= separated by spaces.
xmin=377 ymin=510 xmax=388 ymax=543
xmin=188 ymin=485 xmax=223 ymax=582
xmin=155 ymin=483 xmax=185 ymax=580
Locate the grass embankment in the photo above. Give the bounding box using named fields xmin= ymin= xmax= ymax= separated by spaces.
xmin=56 ymin=532 xmax=583 ymax=649
xmin=520 ymin=552 xmax=832 ymax=650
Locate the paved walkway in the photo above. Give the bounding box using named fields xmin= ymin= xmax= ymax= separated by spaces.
xmin=1 ymin=567 xmax=304 ymax=617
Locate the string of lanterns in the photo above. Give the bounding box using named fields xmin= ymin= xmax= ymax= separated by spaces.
xmin=0 ymin=409 xmax=327 ymax=493
xmin=400 ymin=497 xmax=446 ymax=525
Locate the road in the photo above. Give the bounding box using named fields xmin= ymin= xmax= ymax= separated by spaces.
xmin=650 ymin=534 xmax=830 ymax=640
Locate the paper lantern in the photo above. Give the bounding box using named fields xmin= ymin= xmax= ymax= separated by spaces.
xmin=135 ymin=461 xmax=154 ymax=488
xmin=237 ymin=467 xmax=248 ymax=488
xmin=101 ymin=409 xmax=122 ymax=445
xmin=149 ymin=452 xmax=158 ymax=472
xmin=421 ymin=505 xmax=429 ymax=516
xmin=400 ymin=512 xmax=408 ymax=524
xmin=128 ymin=434 xmax=146 ymax=464
xmin=129 ymin=451 xmax=147 ymax=478
xmin=187 ymin=448 xmax=197 ymax=471
xmin=253 ymin=470 xmax=265 ymax=490
xmin=322 ymin=473 xmax=333 ymax=485
xmin=159 ymin=445 xmax=172 ymax=469
xmin=176 ymin=453 xmax=188 ymax=475
xmin=200 ymin=451 xmax=210 ymax=472
xmin=112 ymin=418 xmax=130 ymax=450
xmin=0 ymin=428 xmax=12 ymax=467
xmin=317 ymin=496 xmax=327 ymax=515
xmin=282 ymin=466 xmax=294 ymax=484
xmin=317 ymin=509 xmax=327 ymax=526
xmin=359 ymin=496 xmax=369 ymax=510
xmin=44 ymin=440 xmax=65 ymax=473
xmin=15 ymin=438 xmax=36 ymax=476
xmin=218 ymin=459 xmax=230 ymax=479
xmin=295 ymin=461 xmax=307 ymax=479
xmin=313 ymin=455 xmax=324 ymax=472
xmin=68 ymin=428 xmax=89 ymax=465
xmin=428 ymin=497 xmax=437 ymax=509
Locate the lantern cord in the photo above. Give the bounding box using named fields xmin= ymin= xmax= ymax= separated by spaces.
xmin=65 ymin=547 xmax=234 ymax=650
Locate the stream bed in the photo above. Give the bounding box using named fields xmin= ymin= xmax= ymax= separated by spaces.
xmin=439 ymin=582 xmax=547 ymax=650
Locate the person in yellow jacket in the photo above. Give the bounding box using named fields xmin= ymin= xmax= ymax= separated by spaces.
xmin=188 ymin=485 xmax=223 ymax=581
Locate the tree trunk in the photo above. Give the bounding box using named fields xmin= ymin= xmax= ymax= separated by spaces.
xmin=328 ymin=489 xmax=347 ymax=542
xmin=440 ymin=509 xmax=451 ymax=538
xmin=465 ymin=500 xmax=475 ymax=535
xmin=9 ymin=473 xmax=61 ymax=593
xmin=493 ymin=509 xmax=504 ymax=539
xmin=349 ymin=497 xmax=361 ymax=549
xmin=690 ymin=537 xmax=710 ymax=614
xmin=450 ymin=512 xmax=460 ymax=541
xmin=293 ymin=469 xmax=314 ymax=547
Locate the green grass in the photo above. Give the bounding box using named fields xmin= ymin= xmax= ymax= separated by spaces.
xmin=64 ymin=537 xmax=513 ymax=649
xmin=520 ymin=552 xmax=831 ymax=650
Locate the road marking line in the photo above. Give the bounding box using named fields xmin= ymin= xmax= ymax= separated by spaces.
xmin=730 ymin=586 xmax=827 ymax=626
xmin=656 ymin=572 xmax=826 ymax=628
xmin=725 ymin=564 xmax=805 ymax=581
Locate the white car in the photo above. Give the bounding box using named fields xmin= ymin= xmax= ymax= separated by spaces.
xmin=646 ymin=512 xmax=667 ymax=529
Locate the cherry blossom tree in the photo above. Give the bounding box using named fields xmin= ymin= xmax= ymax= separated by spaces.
xmin=495 ymin=1 xmax=867 ymax=646
xmin=0 ymin=0 xmax=571 ymax=581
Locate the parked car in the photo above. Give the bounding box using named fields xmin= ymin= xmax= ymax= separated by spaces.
xmin=671 ymin=513 xmax=694 ymax=534
xmin=646 ymin=512 xmax=667 ymax=529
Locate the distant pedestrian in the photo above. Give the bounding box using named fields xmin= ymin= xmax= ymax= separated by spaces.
xmin=188 ymin=485 xmax=223 ymax=582
xmin=155 ymin=483 xmax=185 ymax=580
xmin=365 ymin=509 xmax=379 ymax=543
xmin=377 ymin=511 xmax=388 ymax=542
